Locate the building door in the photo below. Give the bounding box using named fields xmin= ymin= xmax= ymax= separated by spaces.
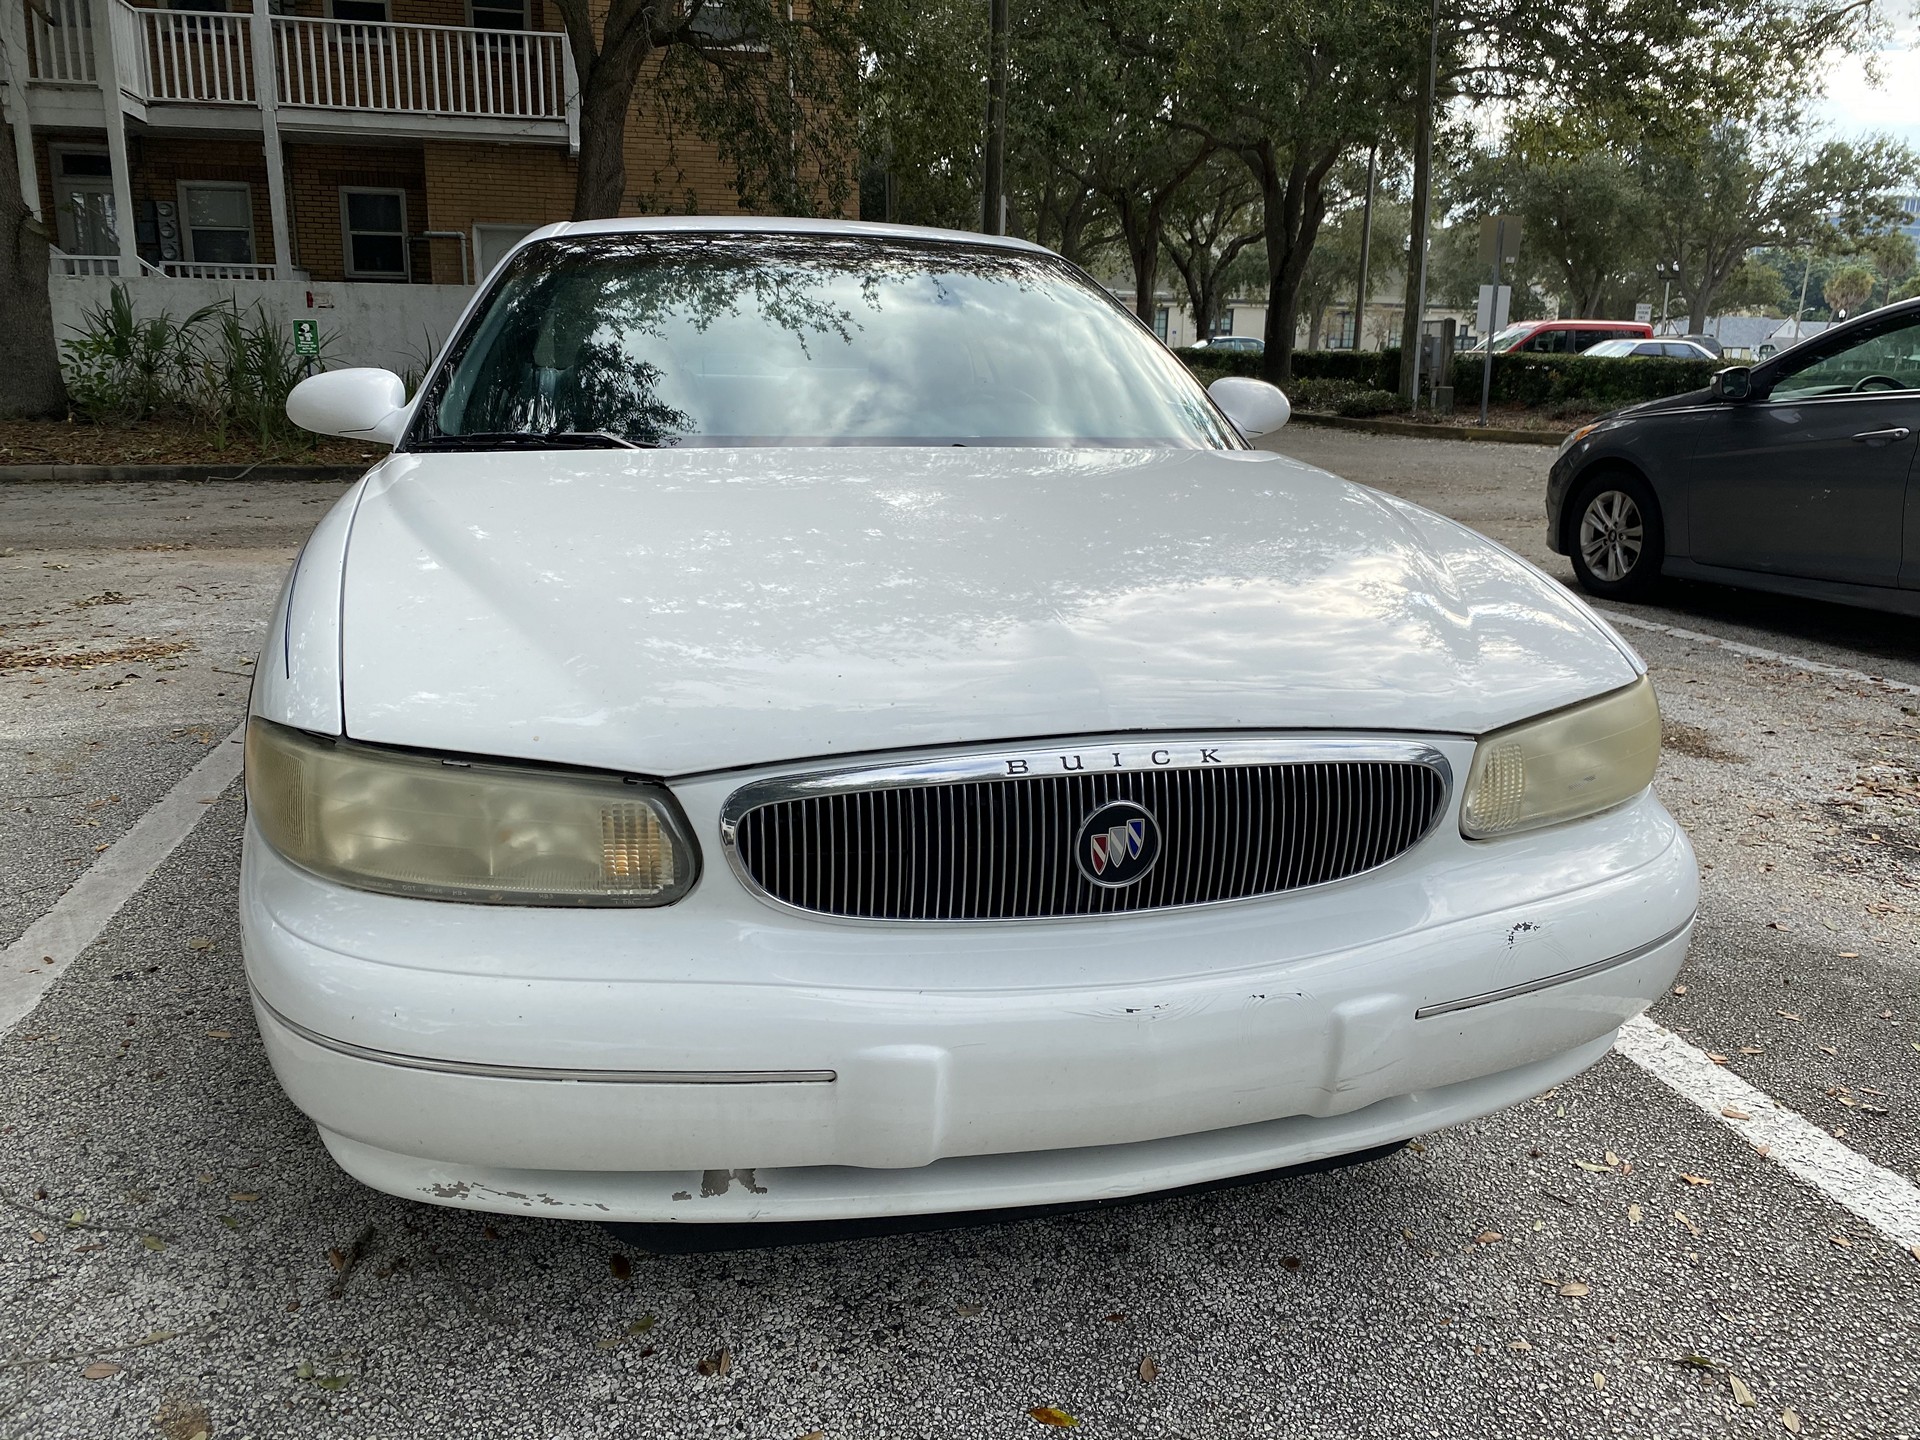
xmin=52 ymin=150 xmax=117 ymax=257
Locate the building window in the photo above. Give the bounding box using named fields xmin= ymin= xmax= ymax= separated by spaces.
xmin=178 ymin=182 xmax=254 ymax=264
xmin=330 ymin=0 xmax=388 ymax=22
xmin=474 ymin=223 xmax=536 ymax=279
xmin=469 ymin=0 xmax=527 ymax=29
xmin=341 ymin=188 xmax=408 ymax=279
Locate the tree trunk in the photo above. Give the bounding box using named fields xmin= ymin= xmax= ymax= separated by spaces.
xmin=0 ymin=114 xmax=67 ymax=419
xmin=1307 ymin=306 xmax=1324 ymax=351
xmin=1397 ymin=47 xmax=1436 ymax=399
xmin=572 ymin=60 xmax=641 ymax=220
xmin=1130 ymin=223 xmax=1160 ymax=323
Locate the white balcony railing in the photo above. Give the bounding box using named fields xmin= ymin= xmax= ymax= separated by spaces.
xmin=25 ymin=4 xmax=571 ymax=128
xmin=138 ymin=8 xmax=255 ymax=106
xmin=25 ymin=0 xmax=96 ymax=84
xmin=274 ymin=15 xmax=568 ymax=121
xmin=159 ymin=260 xmax=279 ymax=280
xmin=49 ymin=248 xmax=121 ymax=277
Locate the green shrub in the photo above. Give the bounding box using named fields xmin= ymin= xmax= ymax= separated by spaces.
xmin=61 ymin=283 xmax=331 ymax=450
xmin=1176 ymin=343 xmax=1719 ymax=411
xmin=1283 ymin=377 xmax=1402 ymax=416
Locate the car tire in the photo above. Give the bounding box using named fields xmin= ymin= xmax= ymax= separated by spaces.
xmin=1568 ymin=469 xmax=1664 ymax=601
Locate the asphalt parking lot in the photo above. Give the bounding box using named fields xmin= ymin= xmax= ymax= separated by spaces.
xmin=2 ymin=433 xmax=1917 ymax=1439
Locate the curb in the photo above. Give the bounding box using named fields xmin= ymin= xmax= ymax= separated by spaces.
xmin=0 ymin=462 xmax=367 ymax=484
xmin=1288 ymin=412 xmax=1565 ymax=447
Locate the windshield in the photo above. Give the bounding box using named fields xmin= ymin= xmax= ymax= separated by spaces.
xmin=1486 ymin=324 xmax=1533 ymax=353
xmin=1584 ymin=340 xmax=1635 ymax=356
xmin=414 ymin=233 xmax=1239 ymax=449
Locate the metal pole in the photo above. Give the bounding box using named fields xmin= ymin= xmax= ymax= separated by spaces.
xmin=1353 ymin=144 xmax=1377 ymax=352
xmin=982 ymin=0 xmax=1008 ymax=235
xmin=1478 ymin=219 xmax=1501 ymax=427
xmin=1793 ymin=254 xmax=1811 ymax=341
xmin=1408 ymin=0 xmax=1439 ymax=410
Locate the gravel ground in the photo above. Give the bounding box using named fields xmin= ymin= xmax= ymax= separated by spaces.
xmin=3 ymin=442 xmax=1918 ymax=1440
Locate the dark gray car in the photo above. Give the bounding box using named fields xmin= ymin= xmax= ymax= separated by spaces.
xmin=1546 ymin=299 xmax=1920 ymax=616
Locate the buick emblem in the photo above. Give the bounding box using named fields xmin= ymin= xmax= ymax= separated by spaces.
xmin=1074 ymin=800 xmax=1161 ymax=888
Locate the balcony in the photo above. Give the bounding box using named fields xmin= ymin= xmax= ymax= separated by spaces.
xmin=19 ymin=0 xmax=575 ymax=145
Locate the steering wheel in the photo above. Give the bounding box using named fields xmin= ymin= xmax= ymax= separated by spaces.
xmin=1850 ymin=374 xmax=1906 ymax=392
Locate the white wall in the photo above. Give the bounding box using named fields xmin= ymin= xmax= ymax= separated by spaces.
xmin=49 ymin=277 xmax=478 ymax=378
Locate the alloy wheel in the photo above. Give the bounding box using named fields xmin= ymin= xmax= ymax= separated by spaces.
xmin=1578 ymin=489 xmax=1644 ymax=583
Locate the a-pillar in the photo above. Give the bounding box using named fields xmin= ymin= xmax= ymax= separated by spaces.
xmin=87 ymin=0 xmax=140 ymax=273
xmin=249 ymin=0 xmax=291 ymax=276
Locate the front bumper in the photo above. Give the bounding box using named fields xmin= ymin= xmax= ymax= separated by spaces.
xmin=240 ymin=748 xmax=1696 ymax=1223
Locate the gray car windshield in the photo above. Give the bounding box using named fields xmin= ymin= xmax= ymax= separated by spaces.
xmin=417 ymin=234 xmax=1239 ymax=449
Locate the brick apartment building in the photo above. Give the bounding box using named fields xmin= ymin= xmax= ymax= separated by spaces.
xmin=2 ymin=0 xmax=759 ymax=290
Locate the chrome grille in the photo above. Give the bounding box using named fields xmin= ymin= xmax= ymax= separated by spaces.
xmin=721 ymin=741 xmax=1450 ymax=922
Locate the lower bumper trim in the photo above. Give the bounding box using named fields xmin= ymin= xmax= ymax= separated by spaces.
xmin=1413 ymin=915 xmax=1695 ymax=1020
xmin=252 ymin=991 xmax=836 ymax=1085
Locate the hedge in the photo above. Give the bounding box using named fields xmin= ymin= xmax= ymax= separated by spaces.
xmin=1175 ymin=346 xmax=1722 ymax=408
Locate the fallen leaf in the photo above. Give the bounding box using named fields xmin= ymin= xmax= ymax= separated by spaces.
xmin=1731 ymin=1374 xmax=1757 ymax=1407
xmin=1278 ymin=1255 xmax=1302 ymax=1272
xmin=1028 ymin=1408 xmax=1079 ymax=1429
xmin=1509 ymin=1338 xmax=1531 ymax=1352
xmin=1777 ymin=1010 xmax=1802 ymax=1022
xmin=956 ymin=1303 xmax=984 ymax=1318
xmin=1627 ymin=1203 xmax=1643 ymax=1224
xmin=796 ymin=1433 xmax=827 ymax=1440
xmin=1593 ymin=1371 xmax=1606 ymax=1390
xmin=1721 ymin=1107 xmax=1752 ymax=1121
xmin=229 ymin=1192 xmax=259 ymax=1204
xmin=627 ymin=1315 xmax=657 ymax=1335
xmin=609 ymin=1254 xmax=632 ymax=1281
xmin=1783 ymin=1408 xmax=1803 ymax=1433
xmin=29 ymin=1230 xmax=45 ymax=1243
xmin=1740 ymin=1046 xmax=1763 ymax=1055
xmin=1604 ymin=1150 xmax=1621 ymax=1166
xmin=81 ymin=1362 xmax=122 ymax=1380
xmin=1558 ymin=1281 xmax=1590 ymax=1298
xmin=1680 ymin=1174 xmax=1714 ymax=1187
xmin=140 ymin=1234 xmax=166 ymax=1251
xmin=1672 ymin=984 xmax=1688 ymax=995
xmin=1831 ymin=1235 xmax=1853 ymax=1248
xmin=696 ymin=1347 xmax=732 ymax=1377
xmin=1707 ymin=1053 xmax=1729 ymax=1064
xmin=186 ymin=938 xmax=213 ymax=951
xmin=295 ymin=1360 xmax=314 ymax=1379
xmin=1573 ymin=1159 xmax=1612 ymax=1173
xmin=1673 ymin=1353 xmax=1717 ymax=1370
xmin=1474 ymin=1230 xmax=1503 ymax=1244
xmin=1675 ymin=1210 xmax=1702 ymax=1237
xmin=314 ymin=1375 xmax=348 ymax=1391
xmin=1138 ymin=1356 xmax=1159 ymax=1383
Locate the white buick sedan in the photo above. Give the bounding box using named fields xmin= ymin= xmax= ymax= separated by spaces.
xmin=250 ymin=217 xmax=1695 ymax=1227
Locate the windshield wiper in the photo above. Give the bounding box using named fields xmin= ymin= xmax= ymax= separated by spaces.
xmin=415 ymin=430 xmax=657 ymax=452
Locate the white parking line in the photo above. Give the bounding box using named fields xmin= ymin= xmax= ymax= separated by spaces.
xmin=0 ymin=723 xmax=247 ymax=1035
xmin=1616 ymin=1015 xmax=1920 ymax=1253
xmin=1600 ymin=610 xmax=1920 ymax=698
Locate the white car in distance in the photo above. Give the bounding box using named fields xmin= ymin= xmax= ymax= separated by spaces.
xmin=249 ymin=217 xmax=1696 ymax=1230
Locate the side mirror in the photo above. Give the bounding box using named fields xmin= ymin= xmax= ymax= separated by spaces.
xmin=286 ymin=367 xmax=410 ymax=445
xmin=1208 ymin=376 xmax=1291 ymax=439
xmin=1710 ymin=366 xmax=1754 ymax=403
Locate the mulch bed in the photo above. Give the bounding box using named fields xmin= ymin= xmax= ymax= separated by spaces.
xmin=0 ymin=418 xmax=379 ymax=469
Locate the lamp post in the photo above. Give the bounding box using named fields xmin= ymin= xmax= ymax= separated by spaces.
xmin=1656 ymin=261 xmax=1676 ymax=330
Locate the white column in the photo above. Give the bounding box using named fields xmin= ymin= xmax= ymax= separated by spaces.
xmin=562 ymin=43 xmax=578 ymax=157
xmin=249 ymin=0 xmax=290 ymax=277
xmin=2 ymin=0 xmax=41 ymax=220
xmin=88 ymin=0 xmax=139 ymax=271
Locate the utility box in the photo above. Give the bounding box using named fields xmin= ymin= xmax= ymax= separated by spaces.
xmin=1421 ymin=319 xmax=1457 ymax=410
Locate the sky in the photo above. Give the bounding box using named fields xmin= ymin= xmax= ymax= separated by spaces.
xmin=1816 ymin=32 xmax=1920 ymax=147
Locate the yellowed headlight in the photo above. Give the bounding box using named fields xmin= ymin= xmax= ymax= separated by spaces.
xmin=246 ymin=719 xmax=698 ymax=905
xmin=1460 ymin=676 xmax=1661 ymax=839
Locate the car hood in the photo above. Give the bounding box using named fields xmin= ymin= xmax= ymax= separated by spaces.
xmin=333 ymin=447 xmax=1638 ymax=775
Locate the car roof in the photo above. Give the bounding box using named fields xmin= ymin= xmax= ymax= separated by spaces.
xmin=518 ymin=215 xmax=1053 ymax=257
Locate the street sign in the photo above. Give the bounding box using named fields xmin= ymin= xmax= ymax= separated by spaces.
xmin=1476 ymin=284 xmax=1511 ymax=337
xmin=1634 ymin=302 xmax=1653 ymax=324
xmin=1477 ymin=214 xmax=1522 ymax=266
xmin=293 ymin=320 xmax=320 ymax=357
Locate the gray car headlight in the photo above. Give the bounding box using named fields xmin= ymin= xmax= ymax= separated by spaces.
xmin=1459 ymin=676 xmax=1661 ymax=839
xmin=246 ymin=718 xmax=699 ymax=905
